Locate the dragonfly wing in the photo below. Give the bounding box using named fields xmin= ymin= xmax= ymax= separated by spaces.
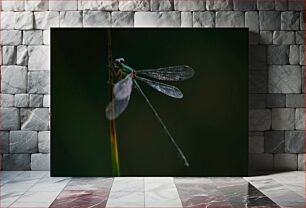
xmin=105 ymin=74 xmax=133 ymax=120
xmin=136 ymin=66 xmax=194 ymax=81
xmin=136 ymin=76 xmax=183 ymax=99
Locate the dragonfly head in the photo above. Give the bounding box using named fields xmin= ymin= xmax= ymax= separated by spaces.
xmin=114 ymin=58 xmax=125 ymax=68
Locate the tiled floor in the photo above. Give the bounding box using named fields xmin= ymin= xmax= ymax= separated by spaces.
xmin=1 ymin=171 xmax=305 ymax=208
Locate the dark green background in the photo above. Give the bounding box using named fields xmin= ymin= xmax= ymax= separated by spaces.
xmin=51 ymin=28 xmax=248 ymax=177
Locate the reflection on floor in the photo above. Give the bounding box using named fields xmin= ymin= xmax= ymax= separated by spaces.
xmin=1 ymin=171 xmax=304 ymax=208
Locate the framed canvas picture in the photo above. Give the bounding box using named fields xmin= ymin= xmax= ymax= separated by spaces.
xmin=51 ymin=28 xmax=248 ymax=176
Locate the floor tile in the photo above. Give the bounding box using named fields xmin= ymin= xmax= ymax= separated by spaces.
xmin=106 ymin=192 xmax=144 ymax=208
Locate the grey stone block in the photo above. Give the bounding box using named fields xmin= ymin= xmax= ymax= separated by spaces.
xmin=273 ymin=31 xmax=295 ymax=45
xmin=1 ymin=66 xmax=27 ymax=94
xmin=233 ymin=0 xmax=256 ymax=10
xmin=295 ymin=108 xmax=305 ymax=130
xmin=1 ymin=30 xmax=22 ymax=46
xmin=17 ymin=45 xmax=28 ymax=66
xmin=43 ymin=30 xmax=50 ymax=45
xmin=249 ymin=131 xmax=264 ymax=136
xmin=281 ymin=11 xmax=300 ymax=30
xmin=21 ymin=108 xmax=49 ymax=131
xmin=193 ymin=12 xmax=215 ymax=27
xmin=28 ymin=46 xmax=49 ymax=71
xmin=0 ymin=108 xmax=20 ymax=130
xmin=216 ymin=11 xmax=244 ymax=27
xmin=10 ymin=131 xmax=38 ymax=153
xmin=249 ymin=71 xmax=268 ymax=93
xmin=268 ymin=65 xmax=301 ymax=93
xmin=249 ymin=45 xmax=267 ymax=69
xmin=78 ymin=0 xmax=118 ymax=11
xmin=23 ymin=30 xmax=43 ymax=45
xmin=272 ymin=108 xmax=295 ymax=130
xmin=112 ymin=12 xmax=134 ymax=27
xmin=206 ymin=0 xmax=233 ymax=10
xmin=151 ymin=0 xmax=173 ymax=11
xmin=1 ymin=12 xmax=15 ymax=29
xmin=0 ymin=131 xmax=9 ymax=153
xmin=275 ymin=0 xmax=287 ymax=11
xmin=31 ymin=153 xmax=50 ymax=170
xmin=302 ymin=66 xmax=305 ymax=93
xmin=135 ymin=12 xmax=180 ymax=27
xmin=25 ymin=0 xmax=48 ymax=11
xmin=300 ymin=12 xmax=304 ymax=30
xmin=2 ymin=46 xmax=17 ymax=65
xmin=60 ymin=11 xmax=82 ymax=27
xmin=249 ymin=109 xmax=271 ymax=131
xmin=0 ymin=94 xmax=14 ymax=107
xmin=49 ymin=0 xmax=77 ymax=10
xmin=296 ymin=31 xmax=304 ymax=44
xmin=289 ymin=45 xmax=300 ymax=64
xmin=266 ymin=94 xmax=286 ymax=107
xmin=15 ymin=94 xmax=29 ymax=107
xmin=257 ymin=0 xmax=274 ymax=10
xmin=245 ymin=11 xmax=258 ymax=32
xmin=120 ymin=0 xmax=150 ymax=11
xmin=14 ymin=12 xmax=34 ymax=30
xmin=260 ymin=31 xmax=272 ymax=44
xmin=298 ymin=154 xmax=305 ymax=170
xmin=286 ymin=94 xmax=304 ymax=107
xmin=299 ymin=45 xmax=304 ymax=65
xmin=28 ymin=71 xmax=50 ymax=94
xmin=83 ymin=11 xmax=111 ymax=27
xmin=274 ymin=153 xmax=298 ymax=170
xmin=267 ymin=45 xmax=288 ymax=64
xmin=259 ymin=11 xmax=281 ymax=30
xmin=29 ymin=94 xmax=44 ymax=107
xmin=34 ymin=11 xmax=60 ymax=29
xmin=174 ymin=0 xmax=205 ymax=11
xmin=249 ymin=153 xmax=273 ymax=170
xmin=38 ymin=131 xmax=50 ymax=153
xmin=249 ymin=94 xmax=266 ymax=109
xmin=3 ymin=154 xmax=31 ymax=170
xmin=2 ymin=1 xmax=24 ymax=11
xmin=288 ymin=0 xmax=303 ymax=10
xmin=265 ymin=131 xmax=285 ymax=153
xmin=249 ymin=136 xmax=264 ymax=153
xmin=181 ymin=12 xmax=192 ymax=27
xmin=285 ymin=130 xmax=304 ymax=153
xmin=43 ymin=95 xmax=50 ymax=107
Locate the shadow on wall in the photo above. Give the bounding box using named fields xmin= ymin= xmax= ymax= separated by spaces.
xmin=248 ymin=30 xmax=304 ymax=175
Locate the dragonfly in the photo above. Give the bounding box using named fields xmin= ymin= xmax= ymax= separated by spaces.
xmin=105 ymin=58 xmax=195 ymax=167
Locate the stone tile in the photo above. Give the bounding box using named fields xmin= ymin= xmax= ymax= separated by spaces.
xmin=299 ymin=45 xmax=304 ymax=65
xmin=174 ymin=0 xmax=205 ymax=11
xmin=257 ymin=0 xmax=274 ymax=10
xmin=259 ymin=11 xmax=281 ymax=30
xmin=272 ymin=108 xmax=295 ymax=130
xmin=249 ymin=94 xmax=266 ymax=109
xmin=111 ymin=12 xmax=133 ymax=27
xmin=249 ymin=45 xmax=267 ymax=69
xmin=275 ymin=0 xmax=287 ymax=11
xmin=245 ymin=11 xmax=258 ymax=32
xmin=286 ymin=94 xmax=304 ymax=107
xmin=300 ymin=11 xmax=304 ymax=30
xmin=49 ymin=0 xmax=77 ymax=10
xmin=193 ymin=12 xmax=215 ymax=27
xmin=26 ymin=0 xmax=49 ymax=11
xmin=2 ymin=1 xmax=24 ymax=11
xmin=0 ymin=108 xmax=20 ymax=130
xmin=14 ymin=11 xmax=34 ymax=30
xmin=266 ymin=94 xmax=285 ymax=107
xmin=233 ymin=0 xmax=256 ymax=10
xmin=0 ymin=94 xmax=14 ymax=107
xmin=2 ymin=46 xmax=17 ymax=65
xmin=285 ymin=130 xmax=304 ymax=153
xmin=259 ymin=31 xmax=272 ymax=44
xmin=106 ymin=192 xmax=144 ymax=207
xmin=10 ymin=131 xmax=38 ymax=153
xmin=281 ymin=11 xmax=300 ymax=30
xmin=23 ymin=30 xmax=43 ymax=45
xmin=274 ymin=153 xmax=298 ymax=170
xmin=135 ymin=12 xmax=180 ymax=27
xmin=43 ymin=95 xmax=50 ymax=107
xmin=78 ymin=0 xmax=118 ymax=10
xmin=298 ymin=154 xmax=305 ymax=170
xmin=28 ymin=46 xmax=50 ymax=71
xmin=249 ymin=71 xmax=267 ymax=93
xmin=295 ymin=31 xmax=304 ymax=44
xmin=28 ymin=71 xmax=50 ymax=94
xmin=15 ymin=94 xmax=29 ymax=107
xmin=21 ymin=108 xmax=49 ymax=131
xmin=295 ymin=108 xmax=305 ymax=130
xmin=38 ymin=131 xmax=50 ymax=153
xmin=29 ymin=94 xmax=44 ymax=107
xmin=206 ymin=0 xmax=233 ymax=10
xmin=216 ymin=11 xmax=244 ymax=27
xmin=59 ymin=11 xmax=82 ymax=27
xmin=289 ymin=45 xmax=300 ymax=64
xmin=249 ymin=153 xmax=273 ymax=170
xmin=0 ymin=131 xmax=9 ymax=153
xmin=288 ymin=0 xmax=303 ymax=10
xmin=151 ymin=0 xmax=173 ymax=11
xmin=43 ymin=30 xmax=50 ymax=45
xmin=111 ymin=177 xmax=144 ymax=192
xmin=1 ymin=66 xmax=27 ymax=94
xmin=3 ymin=154 xmax=31 ymax=170
xmin=273 ymin=31 xmax=295 ymax=45
xmin=181 ymin=12 xmax=192 ymax=27
xmin=249 ymin=136 xmax=264 ymax=153
xmin=249 ymin=109 xmax=271 ymax=131
xmin=267 ymin=45 xmax=288 ymax=64
xmin=1 ymin=30 xmax=22 ymax=45
xmin=119 ymin=0 xmax=150 ymax=11
xmin=265 ymin=131 xmax=285 ymax=153
xmin=83 ymin=11 xmax=111 ymax=27
xmin=34 ymin=11 xmax=60 ymax=29
xmin=268 ymin=65 xmax=301 ymax=93
xmin=1 ymin=12 xmax=15 ymax=29
xmin=31 ymin=153 xmax=50 ymax=170
xmin=17 ymin=45 xmax=28 ymax=66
